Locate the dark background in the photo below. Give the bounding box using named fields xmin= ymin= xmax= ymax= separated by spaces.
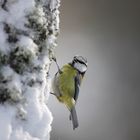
xmin=48 ymin=0 xmax=140 ymax=140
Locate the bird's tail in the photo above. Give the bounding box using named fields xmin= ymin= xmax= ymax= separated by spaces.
xmin=70 ymin=107 xmax=79 ymax=130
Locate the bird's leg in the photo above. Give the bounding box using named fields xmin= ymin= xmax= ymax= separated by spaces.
xmin=50 ymin=92 xmax=57 ymax=96
xmin=52 ymin=57 xmax=63 ymax=74
xmin=50 ymin=92 xmax=62 ymax=97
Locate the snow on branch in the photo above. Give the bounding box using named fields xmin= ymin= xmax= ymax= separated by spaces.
xmin=0 ymin=0 xmax=60 ymax=139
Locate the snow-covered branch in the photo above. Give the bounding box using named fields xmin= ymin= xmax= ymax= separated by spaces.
xmin=0 ymin=0 xmax=60 ymax=139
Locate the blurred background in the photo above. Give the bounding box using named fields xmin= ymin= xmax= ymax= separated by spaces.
xmin=48 ymin=0 xmax=140 ymax=140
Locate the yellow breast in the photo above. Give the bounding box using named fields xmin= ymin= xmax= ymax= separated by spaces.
xmin=57 ymin=64 xmax=77 ymax=110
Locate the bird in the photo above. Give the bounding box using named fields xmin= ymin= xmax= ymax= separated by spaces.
xmin=51 ymin=55 xmax=88 ymax=130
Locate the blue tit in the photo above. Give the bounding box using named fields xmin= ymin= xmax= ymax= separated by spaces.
xmin=52 ymin=55 xmax=88 ymax=130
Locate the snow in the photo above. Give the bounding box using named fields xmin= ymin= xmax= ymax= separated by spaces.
xmin=17 ymin=36 xmax=38 ymax=58
xmin=0 ymin=65 xmax=53 ymax=140
xmin=0 ymin=106 xmax=14 ymax=140
xmin=0 ymin=0 xmax=60 ymax=140
xmin=7 ymin=0 xmax=35 ymax=30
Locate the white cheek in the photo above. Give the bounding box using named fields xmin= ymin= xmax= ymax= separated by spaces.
xmin=74 ymin=63 xmax=87 ymax=72
xmin=81 ymin=65 xmax=87 ymax=72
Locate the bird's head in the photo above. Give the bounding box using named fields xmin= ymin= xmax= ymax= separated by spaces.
xmin=72 ymin=55 xmax=88 ymax=73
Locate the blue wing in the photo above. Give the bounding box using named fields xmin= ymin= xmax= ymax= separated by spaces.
xmin=74 ymin=72 xmax=81 ymax=102
xmin=69 ymin=72 xmax=81 ymax=125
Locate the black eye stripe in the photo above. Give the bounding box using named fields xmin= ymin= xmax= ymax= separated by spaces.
xmin=77 ymin=60 xmax=87 ymax=65
xmin=73 ymin=58 xmax=87 ymax=66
